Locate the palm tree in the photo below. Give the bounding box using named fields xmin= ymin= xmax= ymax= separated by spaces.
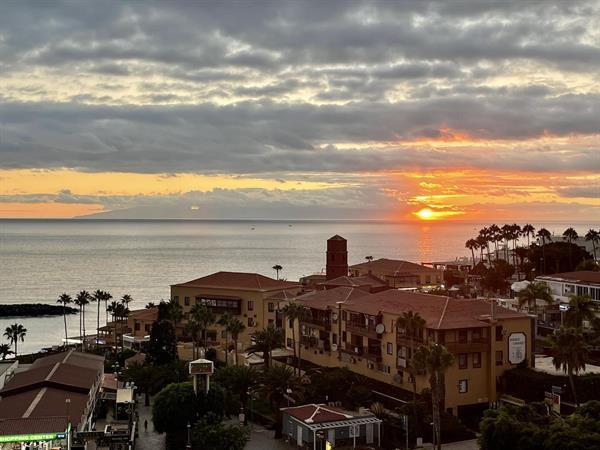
xmin=107 ymin=300 xmax=120 ymax=351
xmin=217 ymin=312 xmax=233 ymax=365
xmin=190 ymin=303 xmax=216 ymax=349
xmin=397 ymin=311 xmax=426 ymax=429
xmin=517 ymin=281 xmax=554 ymax=316
xmin=478 ymin=227 xmax=492 ymax=263
xmin=272 ymin=264 xmax=283 ymax=280
xmin=216 ymin=365 xmax=259 ymax=416
xmin=465 ymin=239 xmax=478 ymax=268
xmin=227 ymin=318 xmax=246 ymax=365
xmin=57 ymin=293 xmax=72 ymax=346
xmin=476 ymin=235 xmax=487 ymax=263
xmin=103 ymin=291 xmax=113 ymax=324
xmin=92 ymin=290 xmax=104 ymax=348
xmin=563 ymin=227 xmax=579 ymax=270
xmin=184 ymin=319 xmax=201 ymax=359
xmin=489 ymin=224 xmax=501 ymax=259
xmin=281 ymin=302 xmax=309 ymax=375
xmin=501 ymin=224 xmax=512 ymax=261
xmin=4 ymin=323 xmax=27 ymax=357
xmin=365 ymin=255 xmax=374 ymax=263
xmin=260 ymin=365 xmax=301 ymax=438
xmin=522 ymin=224 xmax=536 ymax=247
xmin=565 ymin=295 xmax=597 ymax=328
xmin=413 ymin=343 xmax=454 ymax=450
xmin=585 ymin=229 xmax=599 ymax=261
xmin=75 ymin=290 xmax=91 ymax=350
xmin=247 ymin=325 xmax=284 ymax=369
xmin=0 ymin=343 xmax=14 ymax=360
xmin=549 ymin=327 xmax=588 ymax=406
xmin=121 ymin=294 xmax=133 ymax=309
xmin=537 ymin=228 xmax=551 ymax=273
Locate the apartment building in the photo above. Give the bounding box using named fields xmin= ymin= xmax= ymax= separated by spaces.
xmin=171 ymin=271 xmax=301 ymax=360
xmin=349 ymin=258 xmax=444 ymax=289
xmin=536 ymin=271 xmax=600 ymax=303
xmin=286 ymin=288 xmax=533 ymax=415
xmin=123 ymin=307 xmax=159 ymax=350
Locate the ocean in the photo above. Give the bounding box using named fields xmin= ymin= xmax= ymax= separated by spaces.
xmin=1 ymin=219 xmax=597 ymax=354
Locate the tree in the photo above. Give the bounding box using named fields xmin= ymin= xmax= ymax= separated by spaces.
xmin=517 ymin=281 xmax=554 ymax=316
xmin=260 ymin=365 xmax=301 ymax=438
xmin=147 ymin=319 xmax=178 ymax=365
xmin=92 ymin=290 xmax=103 ymax=348
xmin=214 ymin=365 xmax=260 ymax=413
xmin=549 ymin=327 xmax=589 ymax=407
xmin=281 ymin=302 xmax=309 ymax=375
xmin=465 ymin=239 xmax=478 ymax=268
xmin=576 ymin=259 xmax=599 ymax=271
xmin=481 ymin=259 xmax=514 ymax=295
xmin=75 ymin=290 xmax=91 ymax=349
xmin=0 ymin=343 xmax=14 ymax=360
xmin=106 ymin=300 xmax=120 ymax=351
xmin=184 ymin=319 xmax=201 ymax=360
xmin=103 ymin=291 xmax=112 ymax=326
xmin=152 ymin=382 xmax=198 ymax=447
xmin=192 ymin=414 xmax=249 ymax=450
xmin=121 ymin=294 xmax=133 ymax=309
xmin=121 ymin=362 xmax=154 ymax=406
xmin=397 ymin=310 xmax=426 ymax=427
xmin=4 ymin=323 xmax=27 ymax=357
xmin=522 ymin=224 xmax=536 ymax=247
xmin=247 ymin=325 xmax=284 ymax=369
xmin=272 ymin=264 xmax=283 ymax=280
xmin=226 ymin=318 xmax=246 ymax=365
xmin=529 ymin=241 xmax=591 ymax=275
xmin=537 ymin=228 xmax=552 ymax=273
xmin=413 ymin=343 xmax=454 ymax=450
xmin=563 ymin=227 xmax=579 ymax=270
xmin=57 ymin=293 xmax=72 ymax=346
xmin=190 ymin=303 xmax=215 ymax=349
xmin=217 ymin=312 xmax=232 ymax=365
xmin=585 ymin=229 xmax=599 ymax=261
xmin=365 ymin=255 xmax=374 ymax=262
xmin=565 ymin=295 xmax=597 ymax=328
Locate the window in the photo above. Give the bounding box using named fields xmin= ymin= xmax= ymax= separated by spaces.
xmin=289 ymin=318 xmax=294 ymax=328
xmin=496 ymin=350 xmax=503 ymax=366
xmin=173 ymin=296 xmax=179 ymax=304
xmin=144 ymin=324 xmax=151 ymax=332
xmin=248 ymin=317 xmax=255 ymax=327
xmin=332 ymin=333 xmax=338 ymax=345
xmin=473 ymin=352 xmax=481 ymax=368
xmin=458 ymin=353 xmax=468 ymax=369
xmin=247 ymin=300 xmax=254 ymax=311
xmin=134 ymin=322 xmax=140 ymax=331
xmin=496 ymin=326 xmax=503 ymax=342
xmin=342 ymin=331 xmax=347 ymax=342
xmin=342 ymin=311 xmax=347 ymax=321
xmin=425 ymin=275 xmax=431 ymax=284
xmin=387 ymin=342 xmax=393 ymax=355
xmin=458 ymin=330 xmax=468 ymax=343
xmin=458 ymin=379 xmax=468 ymax=394
xmin=184 ymin=297 xmax=190 ymax=306
xmin=268 ymin=319 xmax=274 ymax=326
xmin=268 ymin=302 xmax=274 ymax=312
xmin=287 ymin=338 xmax=293 ymax=347
xmin=472 ymin=328 xmax=482 ymax=342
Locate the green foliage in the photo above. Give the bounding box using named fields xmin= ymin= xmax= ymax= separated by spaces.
xmin=152 ymin=382 xmax=198 ymax=434
xmin=0 ymin=303 xmax=77 ymax=317
xmin=146 ymin=319 xmax=178 ymax=365
xmin=529 ymin=241 xmax=592 ymax=275
xmin=576 ymin=259 xmax=599 ymax=271
xmin=481 ymin=259 xmax=514 ymax=294
xmin=213 ymin=365 xmax=260 ymax=411
xmin=479 ymin=402 xmax=600 ymax=450
xmin=246 ymin=325 xmax=284 ymax=369
xmin=191 ymin=413 xmax=249 ymax=450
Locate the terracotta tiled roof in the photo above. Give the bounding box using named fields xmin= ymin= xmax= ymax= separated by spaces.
xmin=281 ymin=403 xmax=355 ymax=424
xmin=129 ymin=307 xmax=158 ymax=321
xmin=350 ymin=258 xmax=439 ymax=275
xmin=0 ymin=416 xmax=69 ymax=435
xmin=321 ymin=274 xmax=388 ymax=289
xmin=328 ymin=235 xmax=346 ymax=241
xmin=538 ymin=271 xmax=600 ymax=285
xmin=266 ymin=290 xmax=298 ymax=301
xmin=346 ymin=290 xmax=528 ymax=329
xmin=31 ymin=350 xmax=104 ymax=372
xmin=172 ymin=271 xmax=301 ymax=291
xmin=295 ymin=287 xmax=370 ymax=310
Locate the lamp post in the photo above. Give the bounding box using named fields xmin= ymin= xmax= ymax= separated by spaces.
xmin=114 ymin=362 xmax=120 ymax=420
xmin=186 ymin=422 xmax=192 ymax=450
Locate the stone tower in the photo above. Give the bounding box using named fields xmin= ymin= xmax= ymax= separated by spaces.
xmin=326 ymin=235 xmax=348 ymax=280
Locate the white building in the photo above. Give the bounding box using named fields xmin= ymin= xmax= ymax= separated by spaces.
xmin=535 ymin=271 xmax=600 ymax=303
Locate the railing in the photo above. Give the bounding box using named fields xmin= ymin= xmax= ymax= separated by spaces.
xmin=304 ymin=317 xmax=331 ymax=330
xmin=366 ymin=347 xmax=382 ymax=362
xmin=341 ymin=345 xmax=364 ymax=356
xmin=443 ymin=337 xmax=490 ymax=353
xmin=346 ymin=323 xmax=378 ymax=338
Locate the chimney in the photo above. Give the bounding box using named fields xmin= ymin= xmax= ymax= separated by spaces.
xmin=326 ymin=235 xmax=348 ymax=280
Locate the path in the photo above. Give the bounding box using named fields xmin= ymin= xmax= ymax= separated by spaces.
xmin=135 ymin=397 xmax=166 ymax=450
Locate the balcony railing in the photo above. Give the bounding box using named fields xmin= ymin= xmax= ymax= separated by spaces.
xmin=346 ymin=323 xmax=378 ymax=338
xmin=341 ymin=345 xmax=364 ymax=356
xmin=304 ymin=317 xmax=331 ymax=330
xmin=443 ymin=337 xmax=489 ymax=353
xmin=366 ymin=347 xmax=382 ymax=362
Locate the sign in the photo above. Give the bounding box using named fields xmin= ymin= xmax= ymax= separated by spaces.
xmin=545 ymin=391 xmax=561 ymax=413
xmin=349 ymin=424 xmax=360 ymax=438
xmin=0 ymin=433 xmax=64 ymax=443
xmin=508 ymin=332 xmax=527 ymax=365
xmin=189 ymin=359 xmax=214 ymax=375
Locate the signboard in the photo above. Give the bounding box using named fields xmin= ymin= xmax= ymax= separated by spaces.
xmin=0 ymin=433 xmax=64 ymax=443
xmin=545 ymin=391 xmax=561 ymax=413
xmin=189 ymin=359 xmax=214 ymax=375
xmin=508 ymin=332 xmax=526 ymax=365
xmin=349 ymin=425 xmax=360 ymax=438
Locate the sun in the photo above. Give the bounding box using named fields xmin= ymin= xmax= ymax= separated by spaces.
xmin=415 ymin=207 xmax=434 ymax=220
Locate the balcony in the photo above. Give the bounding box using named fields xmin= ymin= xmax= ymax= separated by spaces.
xmin=366 ymin=347 xmax=382 ymax=363
xmin=304 ymin=317 xmax=331 ymax=331
xmin=396 ymin=334 xmax=425 ymax=347
xmin=341 ymin=345 xmax=364 ymax=357
xmin=443 ymin=337 xmax=489 ymax=353
xmin=346 ymin=323 xmax=378 ymax=339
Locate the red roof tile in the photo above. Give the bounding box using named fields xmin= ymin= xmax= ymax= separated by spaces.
xmin=129 ymin=307 xmax=158 ymax=321
xmin=281 ymin=404 xmax=355 ymax=424
xmin=172 ymin=271 xmax=300 ymax=291
xmin=539 ymin=271 xmax=600 ymax=285
xmin=0 ymin=416 xmax=69 ymax=435
xmin=321 ymin=274 xmax=388 ymax=289
xmin=295 ymin=287 xmax=370 ymax=310
xmin=350 ymin=258 xmax=439 ymax=275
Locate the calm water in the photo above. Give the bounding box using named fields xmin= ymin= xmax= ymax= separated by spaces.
xmin=1 ymin=219 xmax=597 ymax=354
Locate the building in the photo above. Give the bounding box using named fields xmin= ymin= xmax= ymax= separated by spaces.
xmin=320 ymin=274 xmax=390 ymax=293
xmin=349 ymin=258 xmax=444 ymax=289
xmin=285 ymin=289 xmax=533 ymax=416
xmin=326 ymin=235 xmax=349 ymax=280
xmin=0 ymin=361 xmax=17 ymax=391
xmin=123 ymin=307 xmax=159 ymax=350
xmin=171 ymin=271 xmax=301 ymax=361
xmin=536 ymin=271 xmax=600 ymax=303
xmin=0 ymin=350 xmax=104 ymax=449
xmin=281 ymin=403 xmax=381 ymax=449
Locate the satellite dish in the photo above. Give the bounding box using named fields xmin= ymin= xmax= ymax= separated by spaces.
xmin=332 ymin=312 xmax=338 ymax=321
xmin=375 ymin=323 xmax=385 ymax=334
xmin=331 ymin=344 xmax=338 ymax=352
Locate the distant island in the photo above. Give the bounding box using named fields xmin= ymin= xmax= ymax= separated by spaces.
xmin=0 ymin=303 xmax=78 ymax=317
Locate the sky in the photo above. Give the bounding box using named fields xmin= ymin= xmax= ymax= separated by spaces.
xmin=0 ymin=0 xmax=599 ymax=221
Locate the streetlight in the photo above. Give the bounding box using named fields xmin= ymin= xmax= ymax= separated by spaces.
xmin=186 ymin=422 xmax=191 ymax=450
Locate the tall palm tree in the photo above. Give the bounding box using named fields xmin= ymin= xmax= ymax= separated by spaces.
xmin=227 ymin=318 xmax=246 ymax=365
xmin=585 ymin=229 xmax=599 ymax=261
xmin=465 ymin=239 xmax=478 ymax=268
xmin=522 ymin=224 xmax=536 ymax=248
xmin=216 ymin=365 xmax=259 ymax=416
xmin=563 ymin=227 xmax=579 ymax=270
xmin=517 ymin=281 xmax=554 ymax=316
xmin=107 ymin=300 xmax=120 ymax=351
xmin=272 ymin=264 xmax=283 ymax=280
xmin=0 ymin=343 xmax=14 ymax=360
xmin=397 ymin=311 xmax=426 ymax=428
xmin=478 ymin=227 xmax=492 ymax=263
xmin=501 ymin=224 xmax=512 ymax=261
xmin=4 ymin=323 xmax=27 ymax=357
xmin=413 ymin=343 xmax=454 ymax=450
xmin=489 ymin=224 xmax=501 ymax=259
xmin=75 ymin=290 xmax=91 ymax=350
xmin=217 ymin=312 xmax=233 ymax=365
xmin=565 ymin=295 xmax=597 ymax=328
xmin=549 ymin=327 xmax=588 ymax=406
xmin=476 ymin=235 xmax=487 ymax=263
xmin=281 ymin=302 xmax=309 ymax=375
xmin=247 ymin=325 xmax=284 ymax=369
xmin=57 ymin=293 xmax=72 ymax=346
xmin=92 ymin=290 xmax=103 ymax=348
xmin=260 ymin=365 xmax=301 ymax=438
xmin=184 ymin=319 xmax=201 ymax=359
xmin=537 ymin=228 xmax=552 ymax=274
xmin=121 ymin=294 xmax=133 ymax=309
xmin=365 ymin=255 xmax=374 ymax=263
xmin=190 ymin=303 xmax=216 ymax=349
xmin=103 ymin=291 xmax=113 ymax=325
